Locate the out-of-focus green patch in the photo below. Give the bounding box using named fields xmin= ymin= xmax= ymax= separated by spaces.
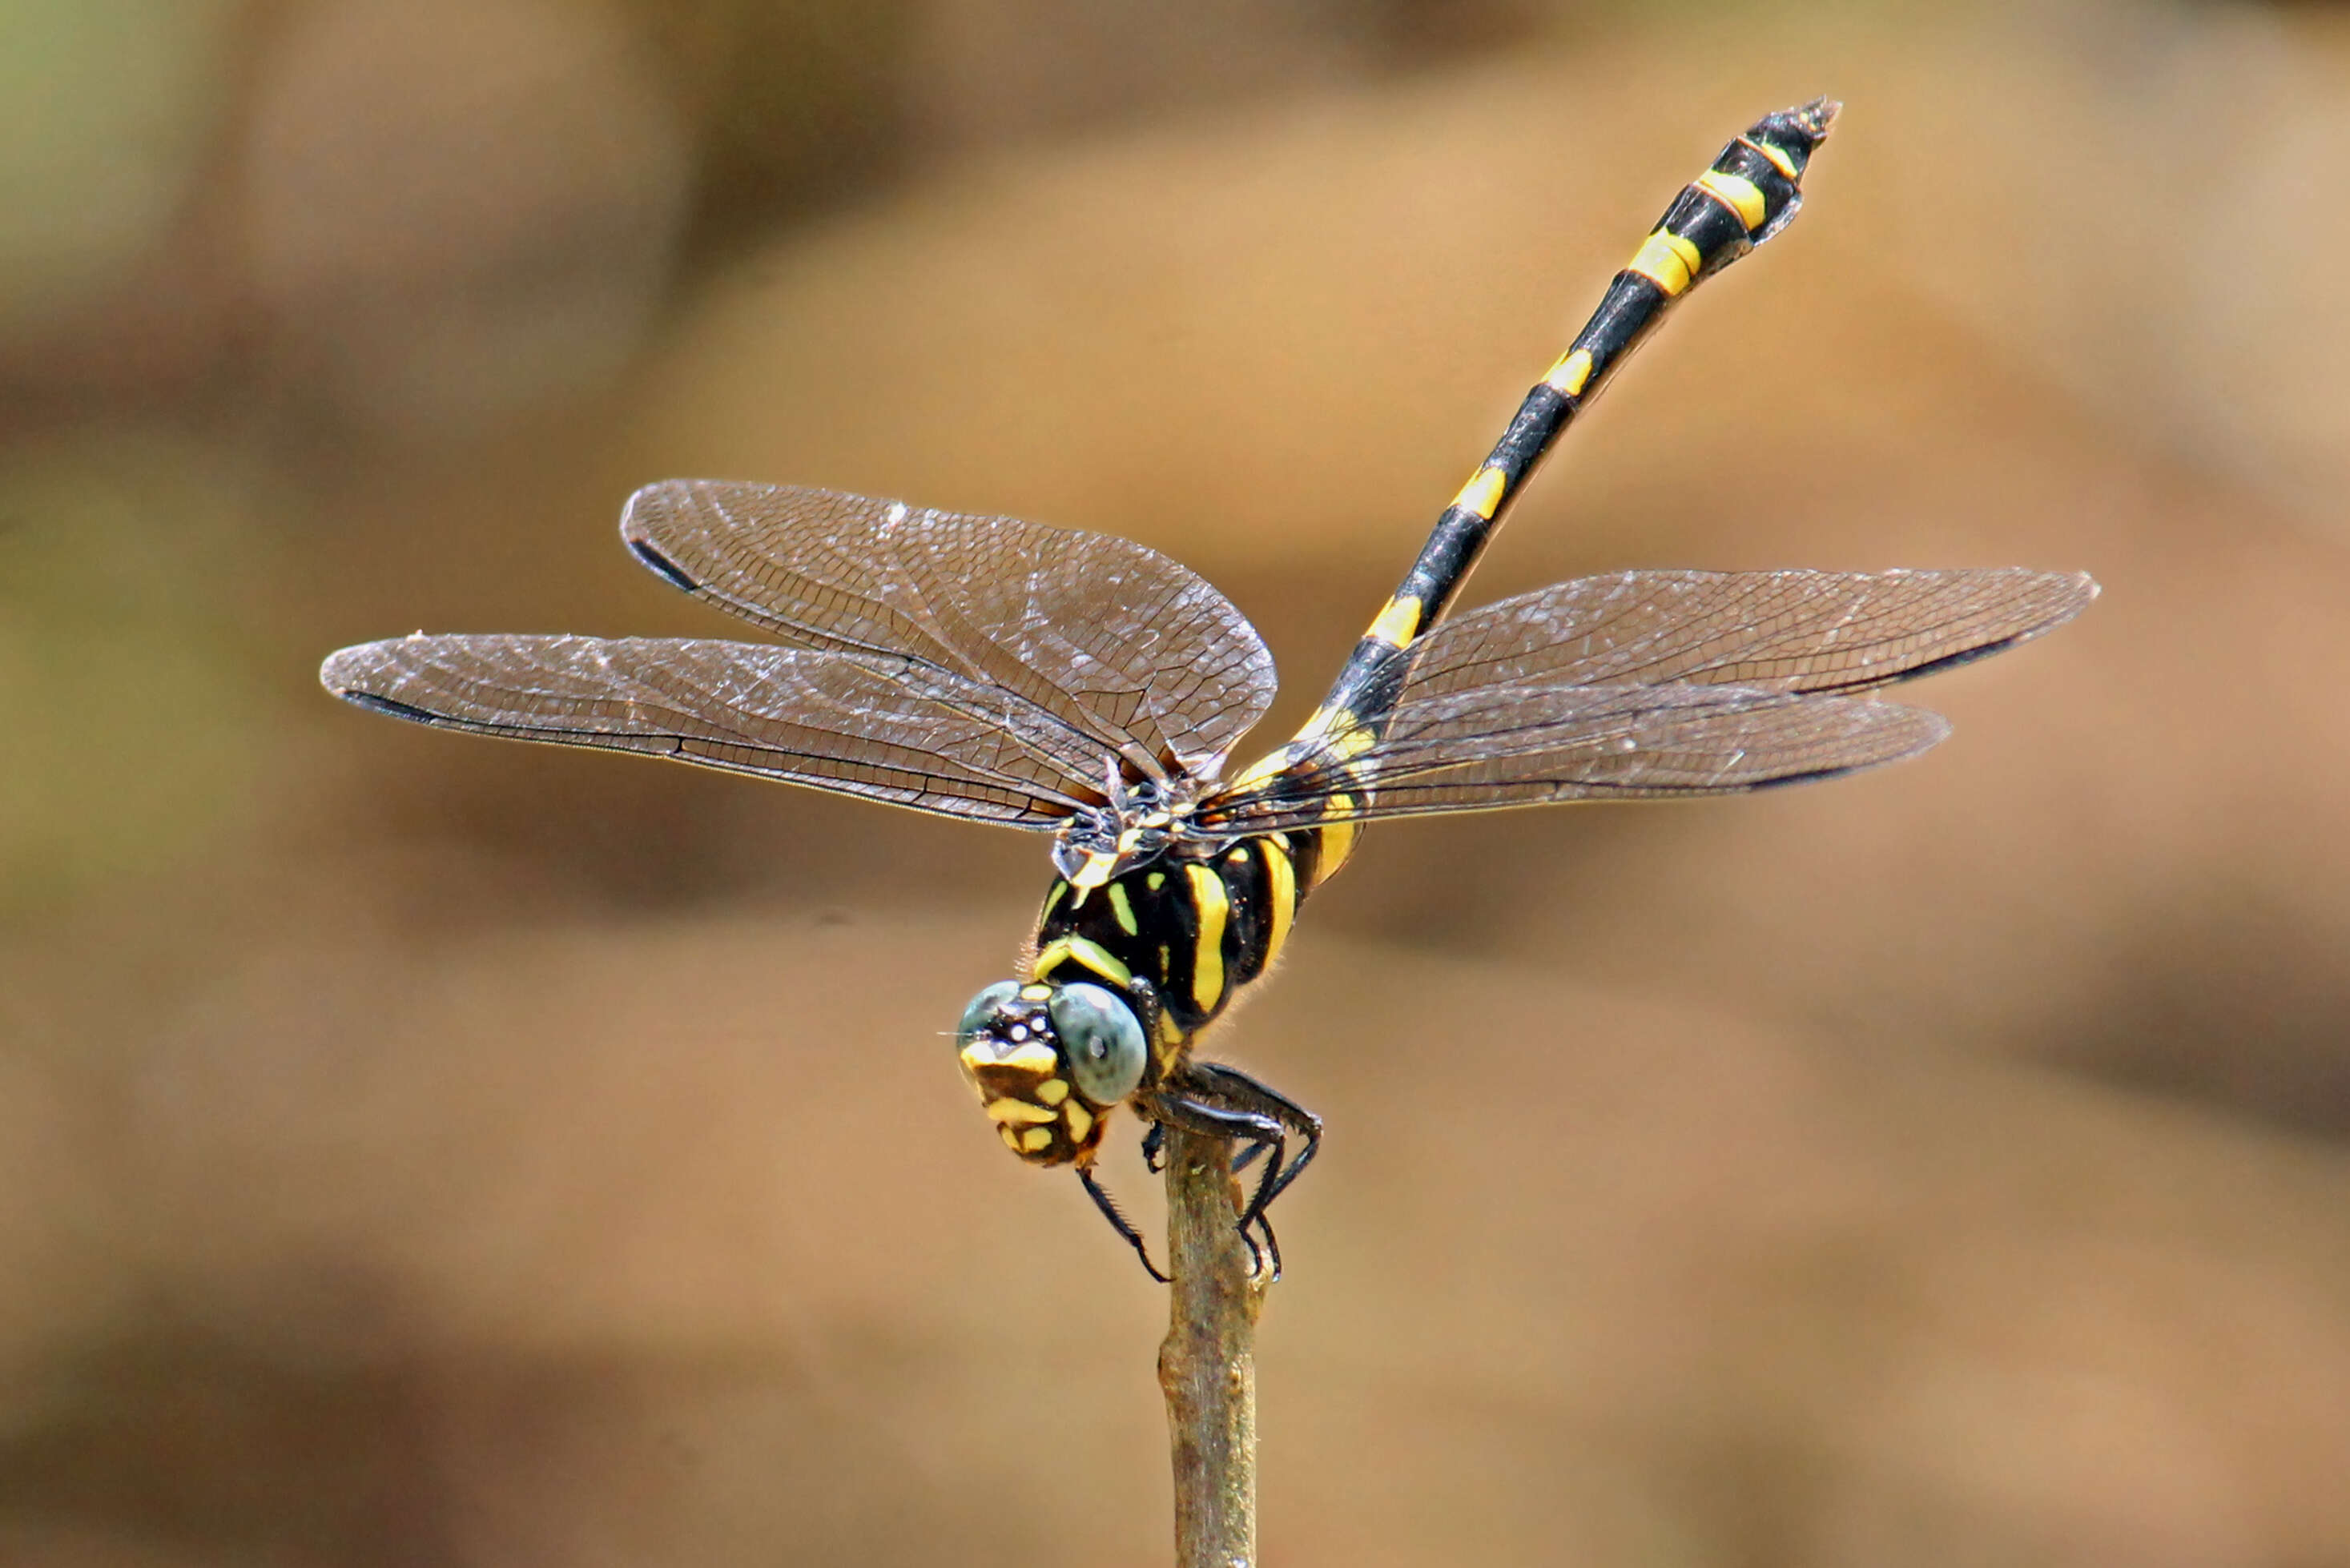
xmin=0 ymin=432 xmax=273 ymax=916
xmin=0 ymin=0 xmax=237 ymax=338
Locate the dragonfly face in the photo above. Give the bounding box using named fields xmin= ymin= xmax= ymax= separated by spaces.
xmin=956 ymin=979 xmax=1147 ymax=1167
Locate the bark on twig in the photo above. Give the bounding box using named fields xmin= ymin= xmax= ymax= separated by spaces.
xmin=1157 ymin=1124 xmax=1265 ymax=1568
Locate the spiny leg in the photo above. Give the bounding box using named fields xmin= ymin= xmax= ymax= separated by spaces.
xmin=1141 ymin=1088 xmax=1290 ymax=1280
xmin=1078 ymin=1164 xmax=1168 ymax=1284
xmin=1185 ymin=1060 xmax=1323 ymax=1240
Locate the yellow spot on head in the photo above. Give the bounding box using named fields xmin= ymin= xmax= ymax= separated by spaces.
xmin=1694 ymin=168 xmax=1766 ymax=231
xmin=1000 ymin=1124 xmax=1023 ymax=1152
xmin=1106 ymin=883 xmax=1138 ymax=935
xmin=1184 ymin=862 xmax=1230 ymax=1013
xmin=1451 ymin=467 xmax=1507 ymax=521
xmin=1365 ymin=595 xmax=1422 ymax=649
xmin=1036 ymin=1078 xmax=1069 ymax=1105
xmin=1020 ymin=1125 xmax=1055 ymax=1152
xmin=1019 ymin=983 xmax=1052 ymax=1001
xmin=986 ymin=1097 xmax=1056 ymax=1126
xmin=1543 ymin=348 xmax=1593 ymax=396
xmin=961 ymin=1039 xmax=1057 ymax=1079
xmin=1064 ymin=1100 xmax=1093 ymax=1143
xmin=1628 ymin=227 xmax=1702 ymax=296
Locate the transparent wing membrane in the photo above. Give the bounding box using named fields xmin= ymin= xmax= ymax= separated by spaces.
xmin=1398 ymin=567 xmax=2095 ymax=703
xmin=320 ymin=634 xmax=1094 ymax=826
xmin=1197 ymin=566 xmax=2092 ymax=831
xmin=620 ymin=480 xmax=1278 ymax=780
xmin=1198 ymin=682 xmax=1947 ymax=832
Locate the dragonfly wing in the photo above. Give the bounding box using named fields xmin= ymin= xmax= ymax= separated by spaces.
xmin=1197 ymin=681 xmax=1947 ymax=834
xmin=1399 ymin=568 xmax=2096 ymax=703
xmin=320 ymin=633 xmax=1098 ymax=828
xmin=620 ymin=480 xmax=1278 ymax=778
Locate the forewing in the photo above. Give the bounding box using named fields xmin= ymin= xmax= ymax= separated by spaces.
xmin=1197 ymin=681 xmax=1948 ymax=834
xmin=1400 ymin=568 xmax=2096 ymax=703
xmin=620 ymin=480 xmax=1278 ymax=778
xmin=320 ymin=634 xmax=1098 ymax=828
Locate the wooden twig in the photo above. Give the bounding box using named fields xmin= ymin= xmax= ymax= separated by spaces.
xmin=1157 ymin=1124 xmax=1266 ymax=1568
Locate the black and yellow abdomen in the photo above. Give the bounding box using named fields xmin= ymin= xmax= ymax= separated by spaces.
xmin=1031 ymin=827 xmax=1341 ymax=1068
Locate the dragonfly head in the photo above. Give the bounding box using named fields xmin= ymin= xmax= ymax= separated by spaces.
xmin=954 ymin=979 xmax=1147 ymax=1166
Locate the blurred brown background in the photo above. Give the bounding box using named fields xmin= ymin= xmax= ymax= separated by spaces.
xmin=6 ymin=0 xmax=2350 ymax=1562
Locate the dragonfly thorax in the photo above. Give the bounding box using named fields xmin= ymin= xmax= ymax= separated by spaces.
xmin=1050 ymin=773 xmax=1205 ymax=888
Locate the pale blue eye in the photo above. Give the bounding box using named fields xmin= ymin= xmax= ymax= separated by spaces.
xmin=1050 ymin=983 xmax=1145 ymax=1104
xmin=956 ymin=980 xmax=1021 ymax=1047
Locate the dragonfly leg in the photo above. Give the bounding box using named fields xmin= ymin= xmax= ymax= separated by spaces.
xmin=1142 ymin=1072 xmax=1310 ymax=1281
xmin=1077 ymin=1164 xmax=1167 ymax=1284
xmin=1185 ymin=1060 xmax=1323 ymax=1243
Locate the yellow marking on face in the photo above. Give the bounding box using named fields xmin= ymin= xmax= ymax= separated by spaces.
xmin=1032 ymin=935 xmax=1133 ymax=988
xmin=1365 ymin=594 xmax=1422 ymax=649
xmin=960 ymin=1039 xmax=1058 ymax=1079
xmin=1000 ymin=1124 xmax=1023 ymax=1152
xmin=986 ymin=1097 xmax=1056 ymax=1125
xmin=1064 ymin=1100 xmax=1093 ymax=1144
xmin=1019 ymin=983 xmax=1052 ymax=1001
xmin=1543 ymin=348 xmax=1594 ymax=396
xmin=1106 ymin=883 xmax=1138 ymax=935
xmin=1744 ymin=135 xmax=1798 ymax=179
xmin=1262 ymin=838 xmax=1297 ymax=967
xmin=1036 ymin=1078 xmax=1070 ymax=1106
xmin=1628 ymin=227 xmax=1702 ymax=296
xmin=1695 ymin=167 xmax=1766 ymax=231
xmin=1020 ymin=1125 xmax=1055 ymax=1152
xmin=1184 ymin=862 xmax=1229 ymax=1012
xmin=1451 ymin=466 xmax=1507 ymax=521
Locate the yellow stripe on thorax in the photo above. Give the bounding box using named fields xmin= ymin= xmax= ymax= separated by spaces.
xmin=1182 ymin=862 xmax=1229 ymax=1012
xmin=1032 ymin=935 xmax=1132 ymax=988
xmin=1261 ymin=838 xmax=1298 ymax=967
xmin=1310 ymin=798 xmax=1359 ymax=884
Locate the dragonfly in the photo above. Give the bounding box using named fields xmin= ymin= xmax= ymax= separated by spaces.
xmin=321 ymin=99 xmax=2094 ymax=1280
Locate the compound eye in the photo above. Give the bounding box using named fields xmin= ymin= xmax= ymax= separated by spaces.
xmin=956 ymin=980 xmax=1022 ymax=1048
xmin=1049 ymin=982 xmax=1146 ymax=1105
